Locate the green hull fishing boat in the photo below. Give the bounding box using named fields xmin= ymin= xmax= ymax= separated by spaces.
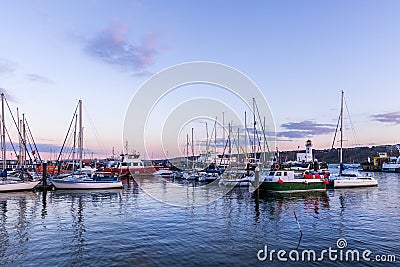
xmin=255 ymin=170 xmax=327 ymax=193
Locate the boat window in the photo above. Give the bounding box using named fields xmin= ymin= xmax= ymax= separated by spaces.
xmin=276 ymin=172 xmax=281 ymax=176
xmin=268 ymin=171 xmax=275 ymax=176
xmin=284 ymin=172 xmax=287 ymax=176
xmin=121 ymin=162 xmax=128 ymax=166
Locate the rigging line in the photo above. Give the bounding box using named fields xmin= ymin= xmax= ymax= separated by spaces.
xmin=2 ymin=117 xmax=18 ymax=158
xmin=60 ymin=135 xmax=75 ymax=171
xmin=344 ymin=98 xmax=360 ymax=146
xmin=331 ymin=114 xmax=341 ymax=150
xmin=24 ymin=117 xmax=42 ymax=163
xmin=57 ymin=102 xmax=79 ymax=162
xmin=255 ymin=100 xmax=270 ymax=153
xmin=3 ymin=97 xmax=33 ymax=163
xmin=25 ymin=129 xmax=40 ymax=163
xmin=62 ymin=126 xmax=75 ymax=158
xmin=23 ymin=128 xmax=35 ymax=160
xmin=219 ymin=137 xmax=230 ymax=166
xmin=82 ymin=105 xmax=107 ymax=156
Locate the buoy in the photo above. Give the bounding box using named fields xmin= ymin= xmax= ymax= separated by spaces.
xmin=278 ymin=179 xmax=283 ymax=184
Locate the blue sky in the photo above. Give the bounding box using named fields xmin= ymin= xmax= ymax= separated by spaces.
xmin=0 ymin=0 xmax=399 ymax=159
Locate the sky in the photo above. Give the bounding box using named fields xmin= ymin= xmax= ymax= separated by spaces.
xmin=0 ymin=0 xmax=399 ymax=160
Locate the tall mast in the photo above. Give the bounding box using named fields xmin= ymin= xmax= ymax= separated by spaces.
xmin=214 ymin=116 xmax=217 ymax=162
xmin=340 ymin=90 xmax=344 ymax=167
xmin=79 ymin=100 xmax=83 ymax=172
xmin=228 ymin=122 xmax=231 ymax=156
xmin=186 ymin=133 xmax=189 ymax=168
xmin=1 ymin=94 xmax=5 ymax=171
xmin=72 ymin=113 xmax=77 ymax=172
xmin=17 ymin=107 xmax=21 ymax=169
xmin=263 ymin=116 xmax=266 ymax=164
xmin=22 ymin=113 xmax=26 ymax=168
xmin=237 ymin=127 xmax=240 ymax=167
xmin=191 ymin=128 xmax=194 ymax=169
xmin=222 ymin=112 xmax=225 ymax=147
xmin=253 ymin=98 xmax=256 ymax=163
xmin=244 ymin=111 xmax=247 ymax=162
xmin=205 ymin=122 xmax=209 ymax=159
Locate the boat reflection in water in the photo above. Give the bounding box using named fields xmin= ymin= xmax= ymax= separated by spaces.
xmin=0 ymin=172 xmax=397 ymax=267
xmin=0 ymin=191 xmax=39 ymax=266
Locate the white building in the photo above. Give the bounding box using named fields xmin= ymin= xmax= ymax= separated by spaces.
xmin=296 ymin=140 xmax=314 ymax=162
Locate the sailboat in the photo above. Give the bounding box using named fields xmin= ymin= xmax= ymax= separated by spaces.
xmin=0 ymin=93 xmax=40 ymax=192
xmin=51 ymin=100 xmax=123 ymax=190
xmin=328 ymin=91 xmax=378 ymax=188
xmin=219 ymin=101 xmax=258 ymax=188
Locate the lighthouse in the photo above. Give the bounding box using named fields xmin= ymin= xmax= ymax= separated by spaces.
xmin=296 ymin=140 xmax=314 ymax=163
xmin=305 ymin=139 xmax=313 ymax=162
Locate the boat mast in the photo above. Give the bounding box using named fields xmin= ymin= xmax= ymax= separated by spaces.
xmin=17 ymin=107 xmax=21 ymax=170
xmin=340 ymin=90 xmax=344 ymax=174
xmin=244 ymin=111 xmax=247 ymax=163
xmin=191 ymin=128 xmax=194 ymax=169
xmin=72 ymin=113 xmax=77 ymax=172
xmin=1 ymin=94 xmax=5 ymax=171
xmin=237 ymin=127 xmax=240 ymax=167
xmin=253 ymin=98 xmax=256 ymax=164
xmin=22 ymin=113 xmax=26 ymax=169
xmin=263 ymin=116 xmax=266 ymax=164
xmin=205 ymin=122 xmax=209 ymax=160
xmin=214 ymin=116 xmax=217 ymax=164
xmin=222 ymin=112 xmax=225 ymax=144
xmin=186 ymin=133 xmax=189 ymax=168
xmin=340 ymin=91 xmax=344 ymax=162
xmin=228 ymin=122 xmax=231 ymax=156
xmin=79 ymin=100 xmax=83 ymax=172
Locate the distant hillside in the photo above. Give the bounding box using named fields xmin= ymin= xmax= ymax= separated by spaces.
xmin=278 ymin=145 xmax=400 ymax=164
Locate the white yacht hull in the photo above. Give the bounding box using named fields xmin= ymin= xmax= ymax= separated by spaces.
xmin=382 ymin=163 xmax=400 ymax=173
xmin=0 ymin=180 xmax=40 ymax=192
xmin=219 ymin=177 xmax=250 ymax=187
xmin=333 ymin=178 xmax=378 ymax=188
xmin=52 ymin=180 xmax=123 ymax=189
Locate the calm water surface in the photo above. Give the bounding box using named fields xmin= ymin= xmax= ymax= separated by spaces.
xmin=0 ymin=172 xmax=399 ymax=266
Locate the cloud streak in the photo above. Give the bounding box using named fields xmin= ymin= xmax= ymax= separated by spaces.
xmin=26 ymin=73 xmax=53 ymax=83
xmin=278 ymin=120 xmax=336 ymax=139
xmin=0 ymin=58 xmax=16 ymax=76
xmin=371 ymin=112 xmax=400 ymax=125
xmin=82 ymin=23 xmax=161 ymax=76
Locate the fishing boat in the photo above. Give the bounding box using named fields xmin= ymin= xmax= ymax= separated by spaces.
xmin=51 ymin=100 xmax=122 ymax=190
xmin=381 ymin=146 xmax=400 ymax=172
xmin=102 ymin=151 xmax=162 ymax=176
xmin=360 ymin=152 xmax=389 ymax=172
xmin=255 ymin=170 xmax=328 ymax=192
xmin=328 ymin=91 xmax=378 ymax=188
xmin=0 ymin=94 xmax=40 ymax=192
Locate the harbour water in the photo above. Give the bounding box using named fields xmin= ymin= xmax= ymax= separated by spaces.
xmin=0 ymin=172 xmax=399 ymax=266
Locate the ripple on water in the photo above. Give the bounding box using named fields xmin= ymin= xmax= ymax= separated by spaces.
xmin=0 ymin=173 xmax=399 ymax=266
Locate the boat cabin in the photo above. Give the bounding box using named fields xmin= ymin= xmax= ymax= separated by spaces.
xmin=265 ymin=170 xmax=296 ymax=181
